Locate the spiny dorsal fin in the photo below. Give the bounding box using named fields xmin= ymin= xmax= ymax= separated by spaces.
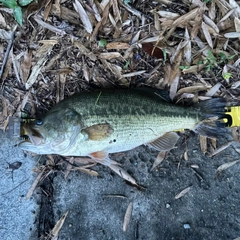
xmin=148 ymin=132 xmax=180 ymax=151
xmin=82 ymin=123 xmax=114 ymax=140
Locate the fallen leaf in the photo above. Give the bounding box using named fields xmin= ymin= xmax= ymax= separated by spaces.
xmin=106 ymin=42 xmax=130 ymax=50
xmin=123 ymin=201 xmax=133 ymax=232
xmin=21 ymin=49 xmax=32 ymax=83
xmin=51 ymin=211 xmax=69 ymax=240
xmin=26 ymin=169 xmax=44 ymax=200
xmin=175 ymin=186 xmax=191 ymax=199
xmin=201 ymin=21 xmax=213 ymax=48
xmin=216 ymin=160 xmax=240 ymax=176
xmin=199 ymin=135 xmax=207 ymax=154
xmin=209 ymin=141 xmax=234 ymax=157
xmin=142 ymin=43 xmax=168 ymax=60
xmin=109 ymin=164 xmax=138 ymax=185
xmin=64 ymin=157 xmax=74 ymax=180
xmin=151 ymin=151 xmax=168 ymax=171
xmin=73 ymin=0 xmax=93 ymax=33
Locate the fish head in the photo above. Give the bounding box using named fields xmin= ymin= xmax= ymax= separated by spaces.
xmin=19 ymin=108 xmax=84 ymax=155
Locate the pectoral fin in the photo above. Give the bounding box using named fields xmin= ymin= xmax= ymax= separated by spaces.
xmin=148 ymin=132 xmax=180 ymax=151
xmin=82 ymin=123 xmax=114 ymax=140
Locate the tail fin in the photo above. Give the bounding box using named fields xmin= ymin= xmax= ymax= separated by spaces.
xmin=194 ymin=98 xmax=230 ymax=138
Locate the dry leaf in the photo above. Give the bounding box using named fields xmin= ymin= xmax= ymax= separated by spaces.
xmin=142 ymin=43 xmax=169 ymax=60
xmin=201 ymin=22 xmax=213 ymax=48
xmin=98 ymin=52 xmax=122 ymax=59
xmin=184 ymin=150 xmax=188 ymax=161
xmin=73 ymin=0 xmax=93 ymax=33
xmin=209 ymin=141 xmax=234 ymax=157
xmin=205 ymin=83 xmax=222 ymax=97
xmin=123 ymin=201 xmax=133 ymax=232
xmin=216 ymin=160 xmax=240 ymax=176
xmin=51 ymin=211 xmax=69 ymax=240
xmin=199 ymin=135 xmax=207 ymax=154
xmin=151 ymin=151 xmax=168 ymax=171
xmin=175 ymin=186 xmax=191 ymax=199
xmin=109 ymin=164 xmax=137 ymax=185
xmin=224 ymin=32 xmax=240 ymax=38
xmin=64 ymin=157 xmax=74 ymax=180
xmin=26 ymin=170 xmax=44 ymax=200
xmin=184 ymin=27 xmax=191 ymax=64
xmin=106 ymin=42 xmax=130 ymax=50
xmin=21 ymin=49 xmax=32 ymax=83
xmin=25 ymin=56 xmax=48 ymax=90
xmin=177 ymin=84 xmax=209 ymax=95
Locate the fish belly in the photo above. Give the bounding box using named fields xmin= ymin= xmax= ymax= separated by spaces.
xmin=64 ymin=114 xmax=197 ymax=156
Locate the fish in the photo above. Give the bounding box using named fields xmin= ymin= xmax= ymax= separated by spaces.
xmin=19 ymin=88 xmax=228 ymax=165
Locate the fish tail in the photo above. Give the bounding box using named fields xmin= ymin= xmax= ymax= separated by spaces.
xmin=194 ymin=98 xmax=232 ymax=138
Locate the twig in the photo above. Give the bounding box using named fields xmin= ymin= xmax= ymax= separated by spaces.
xmin=0 ymin=25 xmax=17 ymax=80
xmin=1 ymin=178 xmax=28 ymax=196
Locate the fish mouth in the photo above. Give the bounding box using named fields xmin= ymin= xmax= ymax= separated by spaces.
xmin=23 ymin=124 xmax=45 ymax=146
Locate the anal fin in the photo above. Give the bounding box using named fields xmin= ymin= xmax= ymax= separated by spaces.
xmin=148 ymin=132 xmax=180 ymax=151
xmin=89 ymin=151 xmax=119 ymax=166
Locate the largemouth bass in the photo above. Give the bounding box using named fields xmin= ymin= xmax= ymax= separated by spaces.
xmin=19 ymin=88 xmax=227 ymax=164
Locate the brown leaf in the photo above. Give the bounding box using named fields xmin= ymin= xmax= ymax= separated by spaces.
xmin=209 ymin=141 xmax=234 ymax=157
xmin=51 ymin=211 xmax=69 ymax=240
xmin=26 ymin=170 xmax=44 ymax=200
xmin=73 ymin=0 xmax=93 ymax=33
xmin=123 ymin=201 xmax=133 ymax=232
xmin=21 ymin=49 xmax=32 ymax=83
xmin=75 ymin=166 xmax=99 ymax=177
xmin=109 ymin=164 xmax=138 ymax=185
xmin=106 ymin=42 xmax=130 ymax=50
xmin=201 ymin=22 xmax=213 ymax=48
xmin=216 ymin=160 xmax=240 ymax=176
xmin=151 ymin=151 xmax=168 ymax=171
xmin=142 ymin=43 xmax=168 ymax=60
xmin=199 ymin=135 xmax=207 ymax=154
xmin=64 ymin=157 xmax=74 ymax=180
xmin=43 ymin=0 xmax=53 ymax=21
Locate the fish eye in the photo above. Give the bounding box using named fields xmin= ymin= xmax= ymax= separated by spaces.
xmin=35 ymin=119 xmax=43 ymax=125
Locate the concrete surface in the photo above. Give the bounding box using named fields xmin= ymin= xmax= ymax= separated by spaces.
xmin=0 ymin=131 xmax=38 ymax=240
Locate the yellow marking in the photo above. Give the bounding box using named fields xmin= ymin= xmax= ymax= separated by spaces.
xmin=224 ymin=106 xmax=240 ymax=127
xmin=174 ymin=128 xmax=185 ymax=132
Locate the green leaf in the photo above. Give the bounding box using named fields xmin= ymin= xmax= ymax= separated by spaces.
xmin=0 ymin=0 xmax=18 ymax=8
xmin=98 ymin=39 xmax=107 ymax=47
xmin=123 ymin=60 xmax=130 ymax=70
xmin=18 ymin=0 xmax=34 ymax=6
xmin=223 ymin=72 xmax=232 ymax=80
xmin=14 ymin=6 xmax=22 ymax=25
xmin=179 ymin=66 xmax=190 ymax=70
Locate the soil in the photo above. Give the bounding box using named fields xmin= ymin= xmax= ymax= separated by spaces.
xmin=37 ymin=130 xmax=240 ymax=240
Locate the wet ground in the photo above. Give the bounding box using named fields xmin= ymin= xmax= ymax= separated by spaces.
xmin=1 ymin=130 xmax=240 ymax=240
